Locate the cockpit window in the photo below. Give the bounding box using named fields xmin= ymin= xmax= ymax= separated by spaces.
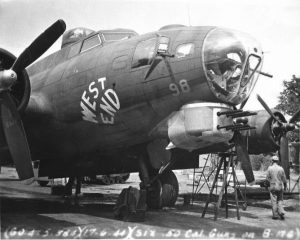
xmin=102 ymin=32 xmax=135 ymax=42
xmin=132 ymin=38 xmax=156 ymax=68
xmin=81 ymin=34 xmax=101 ymax=52
xmin=206 ymin=56 xmax=243 ymax=96
xmin=238 ymin=54 xmax=262 ymax=99
xmin=240 ymin=54 xmax=261 ymax=87
xmin=203 ymin=28 xmax=263 ymax=104
xmin=175 ymin=43 xmax=195 ymax=58
xmin=68 ymin=42 xmax=82 ymax=58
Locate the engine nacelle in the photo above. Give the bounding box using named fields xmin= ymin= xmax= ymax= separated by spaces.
xmin=242 ymin=110 xmax=286 ymax=154
xmin=0 ymin=48 xmax=31 ymax=112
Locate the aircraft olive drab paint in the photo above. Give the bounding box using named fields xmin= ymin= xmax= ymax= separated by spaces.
xmin=0 ymin=20 xmax=298 ymax=209
xmin=80 ymin=77 xmax=120 ymax=124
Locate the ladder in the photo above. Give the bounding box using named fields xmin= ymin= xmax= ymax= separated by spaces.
xmin=201 ymin=152 xmax=247 ymax=221
xmin=192 ymin=154 xmax=218 ymax=203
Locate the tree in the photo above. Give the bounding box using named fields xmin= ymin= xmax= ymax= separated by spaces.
xmin=275 ymin=75 xmax=300 ymax=142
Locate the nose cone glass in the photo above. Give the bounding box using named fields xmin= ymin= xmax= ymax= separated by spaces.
xmin=203 ymin=28 xmax=263 ymax=105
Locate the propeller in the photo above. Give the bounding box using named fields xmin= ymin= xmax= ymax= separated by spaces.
xmin=0 ymin=19 xmax=66 ymax=180
xmin=256 ymin=94 xmax=280 ymax=123
xmin=233 ymin=131 xmax=255 ymax=184
xmin=235 ymin=91 xmax=255 ymax=184
xmin=279 ymin=135 xmax=289 ymax=180
xmin=12 ymin=20 xmax=66 ymax=73
xmin=256 ymin=94 xmax=300 ymax=179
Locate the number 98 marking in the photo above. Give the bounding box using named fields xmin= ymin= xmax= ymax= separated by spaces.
xmin=169 ymin=79 xmax=191 ymax=96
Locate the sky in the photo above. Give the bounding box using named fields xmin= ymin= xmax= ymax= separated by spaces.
xmin=1 ymin=0 xmax=300 ymax=111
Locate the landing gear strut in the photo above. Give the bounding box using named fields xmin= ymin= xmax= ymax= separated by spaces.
xmin=138 ymin=152 xmax=179 ymax=209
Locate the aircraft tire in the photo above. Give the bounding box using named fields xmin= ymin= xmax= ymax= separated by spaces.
xmin=147 ymin=170 xmax=179 ymax=209
xmin=160 ymin=170 xmax=179 ymax=207
xmin=146 ymin=178 xmax=162 ymax=209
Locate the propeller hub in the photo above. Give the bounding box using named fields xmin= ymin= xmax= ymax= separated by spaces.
xmin=273 ymin=123 xmax=296 ymax=135
xmin=0 ymin=69 xmax=17 ymax=90
xmin=284 ymin=123 xmax=296 ymax=132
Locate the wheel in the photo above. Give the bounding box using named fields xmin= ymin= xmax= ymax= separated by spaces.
xmin=146 ymin=178 xmax=163 ymax=209
xmin=146 ymin=170 xmax=179 ymax=209
xmin=38 ymin=180 xmax=49 ymax=187
xmin=160 ymin=170 xmax=179 ymax=207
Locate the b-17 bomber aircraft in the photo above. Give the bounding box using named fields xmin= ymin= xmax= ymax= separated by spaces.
xmin=0 ymin=20 xmax=299 ymax=208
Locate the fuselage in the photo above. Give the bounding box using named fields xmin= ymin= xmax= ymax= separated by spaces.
xmin=24 ymin=25 xmax=263 ymax=176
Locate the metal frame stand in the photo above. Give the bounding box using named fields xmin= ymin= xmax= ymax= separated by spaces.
xmin=192 ymin=154 xmax=218 ymax=203
xmin=289 ymin=164 xmax=300 ymax=193
xmin=202 ymin=152 xmax=245 ymax=221
xmin=291 ymin=175 xmax=300 ymax=193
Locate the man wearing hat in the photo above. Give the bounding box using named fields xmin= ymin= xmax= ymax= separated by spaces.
xmin=266 ymin=155 xmax=287 ymax=220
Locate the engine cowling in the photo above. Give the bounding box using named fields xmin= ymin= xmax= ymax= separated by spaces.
xmin=0 ymin=48 xmax=31 ymax=113
xmin=243 ymin=110 xmax=286 ymax=154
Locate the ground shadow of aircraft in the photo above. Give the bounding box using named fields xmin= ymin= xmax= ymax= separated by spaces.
xmin=0 ymin=20 xmax=299 ymax=209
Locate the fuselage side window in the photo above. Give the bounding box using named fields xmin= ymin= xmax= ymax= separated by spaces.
xmin=68 ymin=42 xmax=82 ymax=58
xmin=81 ymin=34 xmax=101 ymax=53
xmin=132 ymin=38 xmax=156 ymax=69
xmin=175 ymin=43 xmax=195 ymax=58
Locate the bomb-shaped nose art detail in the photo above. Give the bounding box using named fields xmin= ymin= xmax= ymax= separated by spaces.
xmin=203 ymin=28 xmax=263 ymax=105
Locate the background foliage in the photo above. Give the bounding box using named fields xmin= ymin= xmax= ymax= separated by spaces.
xmin=275 ymin=75 xmax=300 ymax=142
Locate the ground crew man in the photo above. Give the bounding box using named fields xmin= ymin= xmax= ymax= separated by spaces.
xmin=266 ymin=155 xmax=287 ymax=220
xmin=64 ymin=175 xmax=83 ymax=206
xmin=64 ymin=176 xmax=82 ymax=196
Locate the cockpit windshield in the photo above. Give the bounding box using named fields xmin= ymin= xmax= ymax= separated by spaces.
xmin=203 ymin=28 xmax=263 ymax=105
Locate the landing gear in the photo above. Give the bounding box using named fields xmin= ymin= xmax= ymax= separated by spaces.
xmin=138 ymin=149 xmax=179 ymax=209
xmin=146 ymin=170 xmax=179 ymax=209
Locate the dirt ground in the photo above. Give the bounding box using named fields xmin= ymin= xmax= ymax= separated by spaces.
xmin=0 ymin=167 xmax=299 ymax=239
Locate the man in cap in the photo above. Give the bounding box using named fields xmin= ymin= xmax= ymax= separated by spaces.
xmin=266 ymin=155 xmax=287 ymax=220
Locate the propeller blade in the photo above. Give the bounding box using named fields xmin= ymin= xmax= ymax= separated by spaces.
xmin=256 ymin=94 xmax=281 ymax=124
xmin=12 ymin=19 xmax=66 ymax=72
xmin=279 ymin=135 xmax=290 ymax=180
xmin=233 ymin=132 xmax=255 ymax=184
xmin=1 ymin=92 xmax=33 ymax=180
xmin=289 ymin=109 xmax=300 ymax=124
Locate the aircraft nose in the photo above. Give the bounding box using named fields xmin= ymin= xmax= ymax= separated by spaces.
xmin=202 ymin=28 xmax=263 ymax=106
